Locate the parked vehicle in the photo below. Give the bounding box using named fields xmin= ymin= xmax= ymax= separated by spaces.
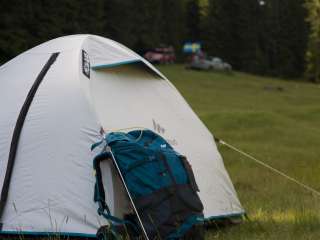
xmin=187 ymin=54 xmax=232 ymax=72
xmin=144 ymin=46 xmax=176 ymax=64
xmin=209 ymin=57 xmax=232 ymax=71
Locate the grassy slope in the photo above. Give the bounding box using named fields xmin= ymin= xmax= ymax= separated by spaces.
xmin=158 ymin=65 xmax=320 ymax=239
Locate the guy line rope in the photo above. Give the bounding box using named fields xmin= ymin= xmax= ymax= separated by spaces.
xmin=214 ymin=137 xmax=320 ymax=198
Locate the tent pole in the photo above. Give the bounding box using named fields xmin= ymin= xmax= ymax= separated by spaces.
xmin=0 ymin=52 xmax=60 ymax=229
xmin=108 ymin=147 xmax=150 ymax=240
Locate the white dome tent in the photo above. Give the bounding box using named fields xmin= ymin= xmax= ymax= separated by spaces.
xmin=0 ymin=35 xmax=244 ymax=238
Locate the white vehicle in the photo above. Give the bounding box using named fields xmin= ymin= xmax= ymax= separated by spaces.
xmin=209 ymin=57 xmax=232 ymax=71
xmin=188 ymin=56 xmax=232 ymax=72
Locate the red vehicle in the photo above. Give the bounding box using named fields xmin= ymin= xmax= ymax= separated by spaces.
xmin=144 ymin=46 xmax=176 ymax=64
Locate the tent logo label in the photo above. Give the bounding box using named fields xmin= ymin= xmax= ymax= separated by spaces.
xmin=152 ymin=119 xmax=165 ymax=134
xmin=166 ymin=138 xmax=178 ymax=146
xmin=82 ymin=50 xmax=90 ymax=79
xmin=152 ymin=119 xmax=178 ymax=146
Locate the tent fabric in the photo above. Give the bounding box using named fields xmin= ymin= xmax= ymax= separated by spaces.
xmin=0 ymin=35 xmax=244 ymax=237
xmin=0 ymin=53 xmax=60 ymax=224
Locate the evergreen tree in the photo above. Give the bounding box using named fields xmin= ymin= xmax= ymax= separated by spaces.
xmin=104 ymin=0 xmax=164 ymax=54
xmin=264 ymin=0 xmax=308 ymax=78
xmin=203 ymin=0 xmax=240 ymax=68
xmin=185 ymin=0 xmax=201 ymax=42
xmin=203 ymin=0 xmax=308 ymax=77
xmin=0 ymin=0 xmax=310 ymax=79
xmin=159 ymin=0 xmax=186 ymax=53
xmin=0 ymin=0 xmax=106 ymax=63
xmin=305 ymin=0 xmax=320 ymax=82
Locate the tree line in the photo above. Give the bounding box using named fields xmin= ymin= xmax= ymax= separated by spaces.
xmin=0 ymin=0 xmax=319 ymax=81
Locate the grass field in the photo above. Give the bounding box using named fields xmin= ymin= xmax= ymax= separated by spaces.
xmin=158 ymin=65 xmax=320 ymax=240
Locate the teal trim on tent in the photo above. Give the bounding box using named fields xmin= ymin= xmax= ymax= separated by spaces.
xmin=0 ymin=212 xmax=245 ymax=238
xmin=205 ymin=211 xmax=246 ymax=221
xmin=0 ymin=230 xmax=96 ymax=238
xmin=92 ymin=59 xmax=141 ymax=70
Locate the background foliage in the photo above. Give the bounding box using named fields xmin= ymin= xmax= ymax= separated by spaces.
xmin=0 ymin=0 xmax=319 ymax=80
